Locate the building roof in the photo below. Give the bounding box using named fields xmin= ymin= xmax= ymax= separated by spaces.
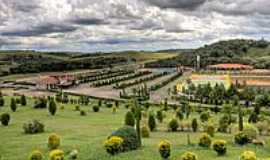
xmin=38 ymin=76 xmax=59 ymax=85
xmin=207 ymin=63 xmax=253 ymax=70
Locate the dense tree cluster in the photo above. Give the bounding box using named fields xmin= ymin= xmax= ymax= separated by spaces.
xmin=9 ymin=56 xmax=128 ymax=74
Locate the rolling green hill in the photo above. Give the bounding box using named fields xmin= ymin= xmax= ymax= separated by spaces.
xmin=145 ymin=39 xmax=270 ymax=69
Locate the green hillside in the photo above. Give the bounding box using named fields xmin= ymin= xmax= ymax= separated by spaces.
xmin=145 ymin=39 xmax=270 ymax=69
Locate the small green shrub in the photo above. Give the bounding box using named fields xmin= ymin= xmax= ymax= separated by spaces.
xmin=240 ymin=151 xmax=257 ymax=160
xmin=110 ymin=126 xmax=140 ymax=152
xmin=191 ymin=118 xmax=198 ymax=132
xmin=92 ymin=105 xmax=100 ymax=112
xmin=158 ymin=140 xmax=171 ymax=159
xmin=212 ymin=140 xmax=227 ymax=156
xmin=75 ymin=105 xmax=80 ymax=111
xmin=200 ymin=111 xmax=210 ymax=122
xmin=125 ymin=111 xmax=135 ymax=127
xmin=198 ymin=133 xmax=212 ymax=148
xmin=234 ymin=132 xmax=250 ymax=145
xmin=21 ymin=95 xmax=27 ymax=106
xmin=0 ymin=113 xmax=10 ymax=126
xmin=181 ymin=152 xmax=197 ymax=160
xmin=106 ymin=103 xmax=113 ymax=108
xmin=33 ymin=98 xmax=47 ymax=109
xmin=23 ymin=120 xmax=45 ymax=134
xmin=0 ymin=96 xmax=5 ymax=106
xmin=176 ymin=110 xmax=184 ymax=120
xmin=48 ymin=100 xmax=57 ymax=116
xmin=168 ymin=118 xmax=179 ymax=132
xmin=80 ymin=110 xmax=87 ymax=116
xmin=10 ymin=98 xmax=17 ymax=112
xmin=156 ymin=110 xmax=163 ymax=123
xmin=29 ymin=150 xmax=43 ymax=160
xmin=48 ymin=133 xmax=60 ymax=150
xmin=141 ymin=125 xmax=150 ymax=138
xmin=148 ymin=114 xmax=156 ymax=131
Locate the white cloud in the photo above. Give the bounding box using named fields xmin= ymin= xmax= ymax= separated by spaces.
xmin=0 ymin=0 xmax=269 ymax=52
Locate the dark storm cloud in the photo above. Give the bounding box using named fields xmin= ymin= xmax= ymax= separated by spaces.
xmin=145 ymin=0 xmax=207 ymax=10
xmin=1 ymin=23 xmax=77 ymax=37
xmin=71 ymin=18 xmax=108 ymax=25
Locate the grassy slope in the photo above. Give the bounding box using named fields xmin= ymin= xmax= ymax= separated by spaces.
xmin=246 ymin=46 xmax=270 ymax=60
xmin=0 ymin=97 xmax=269 ymax=160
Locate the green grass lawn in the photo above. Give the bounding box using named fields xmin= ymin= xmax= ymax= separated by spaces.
xmin=0 ymin=97 xmax=270 ymax=160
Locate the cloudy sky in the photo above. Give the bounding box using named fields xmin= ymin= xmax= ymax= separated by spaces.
xmin=0 ymin=0 xmax=269 ymax=52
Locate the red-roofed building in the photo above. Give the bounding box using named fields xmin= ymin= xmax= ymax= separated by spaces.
xmin=207 ymin=63 xmax=253 ymax=71
xmin=37 ymin=74 xmax=75 ymax=90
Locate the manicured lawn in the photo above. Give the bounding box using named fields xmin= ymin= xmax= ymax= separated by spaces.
xmin=0 ymin=97 xmax=269 ymax=160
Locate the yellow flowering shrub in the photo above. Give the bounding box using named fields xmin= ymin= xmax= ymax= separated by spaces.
xmin=181 ymin=152 xmax=197 ymax=160
xmin=158 ymin=140 xmax=171 ymax=159
xmin=198 ymin=133 xmax=212 ymax=148
xmin=240 ymin=151 xmax=257 ymax=160
xmin=49 ymin=149 xmax=64 ymax=160
xmin=48 ymin=133 xmax=61 ymax=150
xmin=104 ymin=136 xmax=124 ymax=155
xmin=29 ymin=150 xmax=43 ymax=160
xmin=212 ymin=139 xmax=227 ymax=156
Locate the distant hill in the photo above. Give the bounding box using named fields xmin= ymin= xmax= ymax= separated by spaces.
xmin=0 ymin=50 xmax=178 ymax=76
xmin=145 ymin=39 xmax=270 ymax=69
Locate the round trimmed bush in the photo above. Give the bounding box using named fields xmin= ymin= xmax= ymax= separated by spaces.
xmin=148 ymin=114 xmax=156 ymax=131
xmin=48 ymin=133 xmax=60 ymax=150
xmin=198 ymin=133 xmax=212 ymax=148
xmin=240 ymin=151 xmax=257 ymax=160
xmin=109 ymin=126 xmax=140 ymax=152
xmin=181 ymin=152 xmax=197 ymax=160
xmin=49 ymin=149 xmax=64 ymax=160
xmin=1 ymin=113 xmax=10 ymax=126
xmin=168 ymin=118 xmax=179 ymax=132
xmin=234 ymin=132 xmax=250 ymax=145
xmin=200 ymin=111 xmax=210 ymax=122
xmin=158 ymin=140 xmax=171 ymax=159
xmin=212 ymin=140 xmax=227 ymax=156
xmin=125 ymin=111 xmax=135 ymax=127
xmin=92 ymin=105 xmax=100 ymax=112
xmin=104 ymin=136 xmax=124 ymax=155
xmin=23 ymin=120 xmax=45 ymax=134
xmin=75 ymin=105 xmax=80 ymax=111
xmin=29 ymin=150 xmax=43 ymax=160
xmin=80 ymin=110 xmax=87 ymax=116
xmin=141 ymin=125 xmax=150 ymax=138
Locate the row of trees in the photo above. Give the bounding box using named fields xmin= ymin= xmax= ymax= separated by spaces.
xmin=114 ymin=72 xmax=168 ymax=89
xmin=92 ymin=71 xmax=151 ymax=87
